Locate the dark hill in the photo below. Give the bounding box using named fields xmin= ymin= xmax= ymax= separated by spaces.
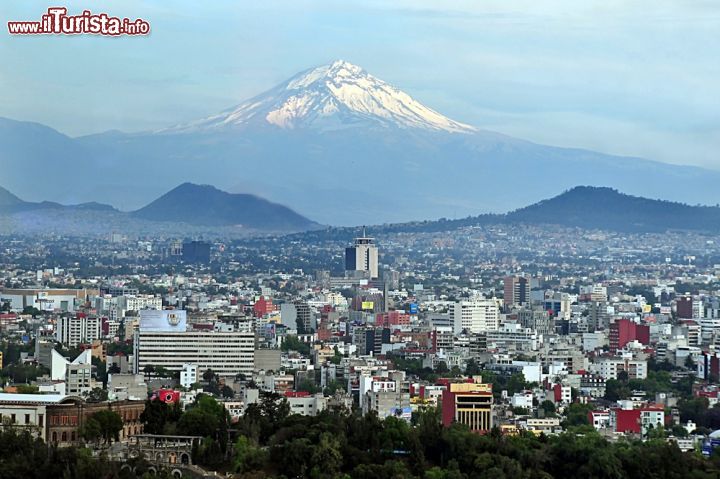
xmin=0 ymin=185 xmax=22 ymax=207
xmin=303 ymin=186 xmax=720 ymax=237
xmin=131 ymin=183 xmax=319 ymax=231
xmin=506 ymin=186 xmax=720 ymax=232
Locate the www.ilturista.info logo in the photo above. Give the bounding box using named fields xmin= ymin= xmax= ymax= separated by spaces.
xmin=8 ymin=7 xmax=150 ymax=36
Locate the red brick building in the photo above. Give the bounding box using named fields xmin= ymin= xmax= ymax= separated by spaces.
xmin=375 ymin=311 xmax=410 ymax=327
xmin=46 ymin=399 xmax=145 ymax=446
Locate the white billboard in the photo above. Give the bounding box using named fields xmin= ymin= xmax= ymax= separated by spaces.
xmin=139 ymin=310 xmax=187 ymax=332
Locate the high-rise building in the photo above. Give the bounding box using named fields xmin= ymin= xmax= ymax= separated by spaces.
xmin=441 ymin=381 xmax=493 ymax=432
xmin=451 ymin=299 xmax=500 ymax=334
xmin=503 ymin=276 xmax=529 ymax=309
xmin=609 ymin=319 xmax=650 ymax=353
xmin=56 ymin=314 xmax=103 ymax=347
xmin=587 ymin=301 xmax=610 ymax=332
xmin=134 ymin=330 xmax=255 ymax=377
xmin=353 ymin=327 xmax=391 ymax=355
xmin=281 ymin=301 xmax=314 ymax=333
xmin=676 ymin=294 xmax=700 ymax=319
xmin=345 ymin=227 xmax=379 ymax=279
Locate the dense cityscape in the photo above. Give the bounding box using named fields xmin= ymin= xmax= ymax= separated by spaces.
xmin=2 ymin=2 xmax=718 ymax=478
xmin=2 ymin=222 xmax=720 ymax=478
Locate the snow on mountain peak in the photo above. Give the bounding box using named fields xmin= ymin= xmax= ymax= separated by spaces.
xmin=164 ymin=60 xmax=476 ymax=134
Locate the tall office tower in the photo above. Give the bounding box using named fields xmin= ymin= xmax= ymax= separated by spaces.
xmin=676 ymin=294 xmax=694 ymax=319
xmin=503 ymin=276 xmax=529 ymax=309
xmin=587 ymin=301 xmax=610 ymax=332
xmin=451 ymin=299 xmax=500 ymax=334
xmin=294 ymin=300 xmax=314 ymax=334
xmin=345 ymin=227 xmax=379 ymax=279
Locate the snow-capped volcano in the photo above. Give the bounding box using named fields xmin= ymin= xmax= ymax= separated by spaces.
xmin=165 ymin=60 xmax=476 ymax=133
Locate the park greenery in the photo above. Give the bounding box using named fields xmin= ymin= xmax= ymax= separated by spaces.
xmin=1 ymin=391 xmax=720 ymax=478
xmin=130 ymin=392 xmax=720 ymax=478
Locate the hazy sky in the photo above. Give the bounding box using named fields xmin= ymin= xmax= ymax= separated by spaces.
xmin=1 ymin=0 xmax=718 ymax=169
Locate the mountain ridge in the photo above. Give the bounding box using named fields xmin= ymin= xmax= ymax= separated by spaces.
xmin=2 ymin=184 xmax=718 ymax=236
xmin=2 ymin=61 xmax=720 ymax=224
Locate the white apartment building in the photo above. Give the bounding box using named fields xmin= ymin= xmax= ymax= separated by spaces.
xmin=120 ymin=295 xmax=162 ymax=312
xmin=592 ymin=356 xmax=648 ymax=380
xmin=134 ymin=330 xmax=255 ymax=377
xmin=56 ymin=315 xmax=103 ymax=347
xmin=452 ymin=299 xmax=500 ymax=334
xmin=287 ymin=393 xmax=327 ymax=416
xmin=486 ymin=324 xmax=539 ymax=351
xmin=180 ymin=364 xmax=199 ymax=389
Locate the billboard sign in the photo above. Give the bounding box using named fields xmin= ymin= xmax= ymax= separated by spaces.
xmin=409 ymin=303 xmax=418 ymax=314
xmin=140 ymin=310 xmax=187 ymax=332
xmin=361 ymin=301 xmax=374 ymax=310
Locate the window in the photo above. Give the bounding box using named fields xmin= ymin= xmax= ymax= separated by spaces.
xmin=10 ymin=414 xmax=15 ymax=424
xmin=24 ymin=414 xmax=30 ymax=425
xmin=38 ymin=415 xmax=44 ymax=427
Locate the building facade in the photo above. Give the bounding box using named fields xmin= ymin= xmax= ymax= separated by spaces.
xmin=134 ymin=330 xmax=255 ymax=377
xmin=441 ymin=381 xmax=494 ymax=433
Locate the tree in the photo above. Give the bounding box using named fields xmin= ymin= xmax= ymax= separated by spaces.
xmin=221 ymin=385 xmax=235 ymax=398
xmin=203 ymin=368 xmax=217 ymax=383
xmin=323 ymin=379 xmax=346 ymax=396
xmin=604 ymin=379 xmax=630 ymax=402
xmin=540 ymin=400 xmax=556 ymax=416
xmin=80 ymin=416 xmax=102 ymax=444
xmin=140 ymin=399 xmax=182 ymax=434
xmin=466 ymin=358 xmax=481 ymax=376
xmin=179 ymin=394 xmax=231 ymax=460
xmin=90 ymin=410 xmax=123 ymax=444
xmin=86 ymin=387 xmax=108 ymax=402
xmin=281 ymin=335 xmax=311 ymax=355
xmin=506 ymin=373 xmax=527 ymax=396
xmin=562 ymin=403 xmax=593 ymax=428
xmin=685 ymin=355 xmax=696 ymax=369
xmin=297 ymin=378 xmax=320 ymax=394
xmin=178 ymin=408 xmax=219 ymax=438
xmin=233 ymin=435 xmax=266 ymax=473
xmin=310 ymin=432 xmax=343 ymax=477
xmin=16 ymin=384 xmax=39 ymax=394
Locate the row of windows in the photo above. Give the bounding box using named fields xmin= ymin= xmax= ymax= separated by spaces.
xmin=0 ymin=412 xmax=39 ymax=425
xmin=49 ymin=415 xmax=78 ymax=426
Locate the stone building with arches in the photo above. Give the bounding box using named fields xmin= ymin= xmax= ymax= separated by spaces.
xmin=45 ymin=397 xmax=145 ymax=446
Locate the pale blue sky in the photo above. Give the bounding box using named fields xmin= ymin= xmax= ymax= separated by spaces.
xmin=1 ymin=0 xmax=718 ymax=168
